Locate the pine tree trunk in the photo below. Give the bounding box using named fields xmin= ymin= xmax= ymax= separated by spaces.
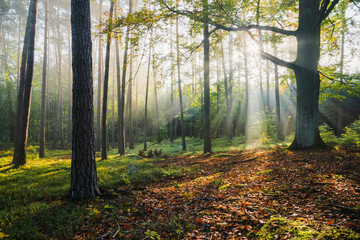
xmin=153 ymin=69 xmax=161 ymax=144
xmin=243 ymin=36 xmax=249 ymax=142
xmin=101 ymin=1 xmax=114 ymax=160
xmin=39 ymin=0 xmax=49 ymax=158
xmin=70 ymin=0 xmax=99 ymax=201
xmin=221 ymin=41 xmax=232 ymax=141
xmin=144 ymin=35 xmax=152 ymax=151
xmin=17 ymin=15 xmax=21 ymax=93
xmin=266 ymin=44 xmax=270 ymax=109
xmin=203 ymin=0 xmax=211 ymax=153
xmin=67 ymin=23 xmax=72 ymax=144
xmin=96 ymin=0 xmax=103 ymax=152
xmin=112 ymin=46 xmax=116 ymax=149
xmin=274 ymin=46 xmax=283 ymax=141
xmin=176 ymin=7 xmax=186 ymax=151
xmin=128 ymin=50 xmax=134 ymax=149
xmin=13 ymin=0 xmax=38 ymax=166
xmin=169 ymin=24 xmax=174 ymax=143
xmin=118 ymin=0 xmax=132 ymax=155
xmin=4 ymin=39 xmax=15 ymax=142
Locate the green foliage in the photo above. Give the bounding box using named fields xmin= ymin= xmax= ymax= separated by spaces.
xmin=341 ymin=118 xmax=360 ymax=147
xmin=319 ymin=124 xmax=339 ymax=146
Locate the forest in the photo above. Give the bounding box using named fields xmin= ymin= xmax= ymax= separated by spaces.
xmin=0 ymin=0 xmax=360 ymax=239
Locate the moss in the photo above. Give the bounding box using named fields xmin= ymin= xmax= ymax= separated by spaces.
xmin=318 ymin=228 xmax=360 ymax=240
xmin=256 ymin=217 xmax=319 ymax=239
xmin=256 ymin=218 xmax=360 ymax=240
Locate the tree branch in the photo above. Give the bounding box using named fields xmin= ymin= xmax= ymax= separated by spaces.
xmin=160 ymin=1 xmax=297 ymax=37
xmin=319 ymin=0 xmax=340 ymax=23
xmin=260 ymin=51 xmax=297 ymax=70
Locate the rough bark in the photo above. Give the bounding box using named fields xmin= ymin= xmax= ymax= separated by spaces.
xmin=70 ymin=0 xmax=99 ymax=201
xmin=101 ymin=1 xmax=114 ymax=160
xmin=12 ymin=0 xmax=38 ymax=166
xmin=39 ymin=0 xmax=49 ymax=158
xmin=288 ymin=0 xmax=335 ymax=149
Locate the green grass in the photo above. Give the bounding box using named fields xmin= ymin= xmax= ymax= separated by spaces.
xmin=0 ymin=143 xmax=188 ymax=239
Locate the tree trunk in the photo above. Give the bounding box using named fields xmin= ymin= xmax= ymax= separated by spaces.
xmin=128 ymin=49 xmax=134 ymax=149
xmin=266 ymin=44 xmax=270 ymax=109
xmin=221 ymin=41 xmax=232 ymax=141
xmin=274 ymin=46 xmax=283 ymax=141
xmin=135 ymin=63 xmax=139 ymax=143
xmin=12 ymin=0 xmax=38 ymax=166
xmin=70 ymin=0 xmax=99 ymax=201
xmin=144 ymin=35 xmax=152 ymax=151
xmin=67 ymin=23 xmax=72 ymax=144
xmin=101 ymin=1 xmax=114 ymax=160
xmin=243 ymin=35 xmax=249 ymax=142
xmin=153 ymin=68 xmax=161 ymax=144
xmin=176 ymin=7 xmax=186 ymax=151
xmin=289 ymin=0 xmax=327 ymax=149
xmin=3 ymin=38 xmax=15 ymax=142
xmin=96 ymin=0 xmax=103 ymax=152
xmin=17 ymin=15 xmax=21 ymax=93
xmin=112 ymin=44 xmax=116 ymax=149
xmin=203 ymin=0 xmax=211 ymax=153
xmin=118 ymin=0 xmax=132 ymax=155
xmin=216 ymin=54 xmax=220 ymax=137
xmin=337 ymin=4 xmax=345 ymax=136
xmin=39 ymin=0 xmax=49 ymax=158
xmin=170 ymin=24 xmax=174 ymax=143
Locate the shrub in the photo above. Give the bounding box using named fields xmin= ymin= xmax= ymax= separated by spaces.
xmin=319 ymin=124 xmax=339 ymax=146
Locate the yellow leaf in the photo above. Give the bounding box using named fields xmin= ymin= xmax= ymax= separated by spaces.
xmin=0 ymin=232 xmax=9 ymax=239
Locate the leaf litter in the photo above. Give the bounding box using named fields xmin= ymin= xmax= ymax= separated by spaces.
xmin=73 ymin=148 xmax=360 ymax=239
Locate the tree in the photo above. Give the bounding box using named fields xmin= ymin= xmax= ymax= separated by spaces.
xmin=176 ymin=3 xmax=186 ymax=151
xmin=39 ymin=0 xmax=49 ymax=158
xmin=118 ymin=0 xmax=133 ymax=155
xmin=203 ymin=0 xmax=211 ymax=153
xmin=144 ymin=33 xmax=152 ymax=151
xmin=12 ymin=0 xmax=38 ymax=166
xmin=70 ymin=0 xmax=100 ymax=201
xmin=96 ymin=0 xmax=103 ymax=152
xmin=101 ymin=0 xmax=114 ymax=160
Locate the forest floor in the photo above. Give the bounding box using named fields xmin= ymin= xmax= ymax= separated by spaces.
xmin=1 ymin=145 xmax=360 ymax=239
xmin=74 ymin=148 xmax=360 ymax=239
